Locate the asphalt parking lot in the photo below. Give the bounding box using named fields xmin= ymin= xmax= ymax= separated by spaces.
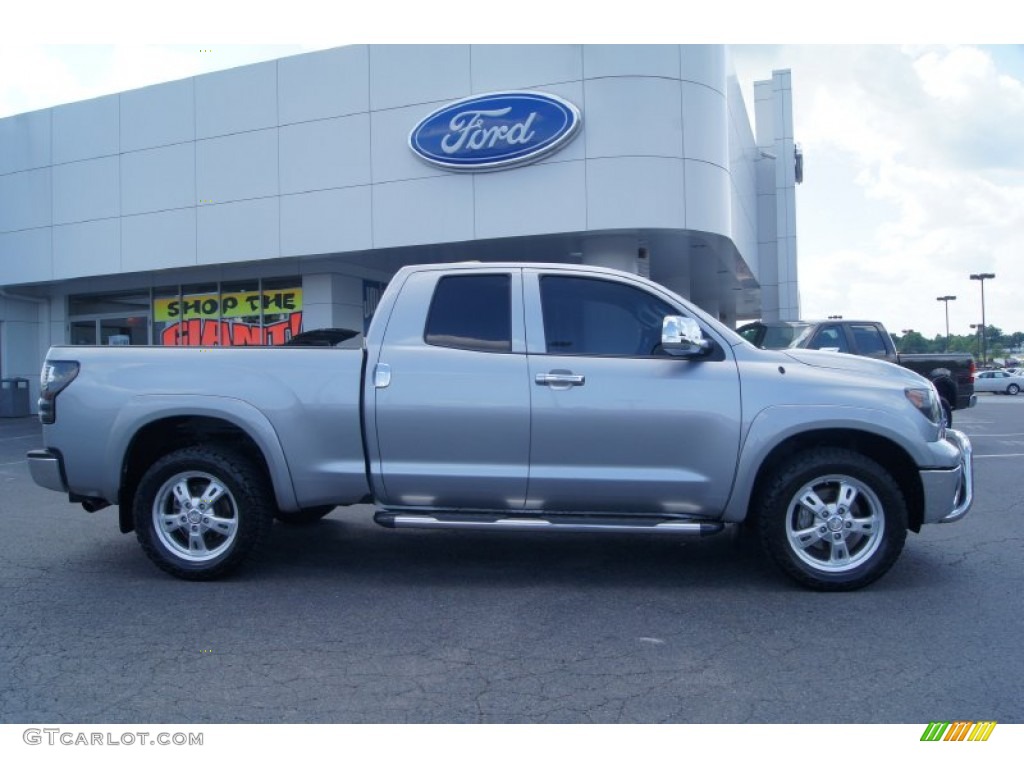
xmin=1 ymin=397 xmax=1022 ymax=724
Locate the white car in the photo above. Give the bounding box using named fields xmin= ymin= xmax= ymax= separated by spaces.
xmin=974 ymin=370 xmax=1022 ymax=395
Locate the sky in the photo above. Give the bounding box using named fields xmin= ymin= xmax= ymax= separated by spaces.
xmin=2 ymin=3 xmax=1022 ymax=339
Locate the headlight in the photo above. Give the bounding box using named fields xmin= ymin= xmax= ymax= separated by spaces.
xmin=905 ymin=386 xmax=941 ymax=425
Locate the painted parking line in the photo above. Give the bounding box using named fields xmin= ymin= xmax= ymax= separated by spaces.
xmin=974 ymin=453 xmax=1024 ymax=459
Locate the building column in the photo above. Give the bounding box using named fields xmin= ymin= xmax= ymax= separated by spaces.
xmin=301 ymin=274 xmax=366 ymax=335
xmin=0 ymin=294 xmax=45 ymax=407
xmin=652 ymin=247 xmax=693 ymax=302
xmin=581 ymin=234 xmax=640 ymax=274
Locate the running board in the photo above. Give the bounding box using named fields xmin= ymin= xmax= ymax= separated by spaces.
xmin=374 ymin=511 xmax=724 ymax=537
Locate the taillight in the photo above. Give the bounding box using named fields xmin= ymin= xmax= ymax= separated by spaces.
xmin=968 ymin=360 xmax=976 ymax=383
xmin=39 ymin=360 xmax=79 ymax=425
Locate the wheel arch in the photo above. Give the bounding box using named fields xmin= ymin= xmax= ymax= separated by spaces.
xmin=116 ymin=407 xmax=295 ymax=533
xmin=931 ymin=375 xmax=956 ymax=409
xmin=745 ymin=428 xmax=924 ymax=533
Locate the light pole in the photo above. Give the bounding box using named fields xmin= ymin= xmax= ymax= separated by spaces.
xmin=970 ymin=324 xmax=982 ymax=361
xmin=936 ymin=295 xmax=956 ymax=351
xmin=969 ymin=273 xmax=995 ymax=365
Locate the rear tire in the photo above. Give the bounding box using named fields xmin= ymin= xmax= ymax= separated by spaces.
xmin=757 ymin=449 xmax=908 ymax=591
xmin=133 ymin=445 xmax=273 ymax=580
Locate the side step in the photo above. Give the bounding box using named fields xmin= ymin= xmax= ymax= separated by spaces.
xmin=374 ymin=511 xmax=724 ymax=537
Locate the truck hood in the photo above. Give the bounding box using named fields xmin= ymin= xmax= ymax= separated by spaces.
xmin=782 ymin=349 xmax=929 ymax=386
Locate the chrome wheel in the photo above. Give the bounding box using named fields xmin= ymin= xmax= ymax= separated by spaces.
xmin=152 ymin=471 xmax=240 ymax=562
xmin=135 ymin=445 xmax=273 ymax=580
xmin=758 ymin=449 xmax=907 ymax=590
xmin=785 ymin=474 xmax=884 ymax=573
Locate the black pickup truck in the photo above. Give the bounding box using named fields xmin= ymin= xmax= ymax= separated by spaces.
xmin=738 ymin=320 xmax=977 ymax=426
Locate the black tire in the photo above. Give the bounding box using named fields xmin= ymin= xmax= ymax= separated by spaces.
xmin=756 ymin=448 xmax=908 ymax=591
xmin=1007 ymin=383 xmax=1020 ymax=396
xmin=940 ymin=398 xmax=953 ymax=429
xmin=274 ymin=505 xmax=335 ymax=525
xmin=133 ymin=445 xmax=274 ymax=580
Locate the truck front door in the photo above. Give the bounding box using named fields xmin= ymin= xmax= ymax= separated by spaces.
xmin=524 ymin=270 xmax=742 ymax=516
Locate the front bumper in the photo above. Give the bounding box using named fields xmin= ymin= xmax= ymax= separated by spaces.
xmin=27 ymin=449 xmax=68 ymax=493
xmin=920 ymin=429 xmax=974 ymax=524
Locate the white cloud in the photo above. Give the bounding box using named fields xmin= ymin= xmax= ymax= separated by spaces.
xmin=735 ymin=44 xmax=1024 ymax=337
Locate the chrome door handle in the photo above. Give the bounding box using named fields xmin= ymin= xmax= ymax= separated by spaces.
xmin=535 ymin=372 xmax=585 ymax=387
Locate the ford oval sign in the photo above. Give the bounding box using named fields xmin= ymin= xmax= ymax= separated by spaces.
xmin=409 ymin=91 xmax=582 ymax=172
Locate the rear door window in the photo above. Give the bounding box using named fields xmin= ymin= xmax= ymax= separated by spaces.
xmin=424 ymin=274 xmax=512 ymax=353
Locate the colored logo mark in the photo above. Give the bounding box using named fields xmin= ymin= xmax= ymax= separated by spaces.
xmin=920 ymin=721 xmax=997 ymax=741
xmin=409 ymin=91 xmax=581 ymax=172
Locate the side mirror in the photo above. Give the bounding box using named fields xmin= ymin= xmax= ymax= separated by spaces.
xmin=662 ymin=316 xmax=711 ymax=357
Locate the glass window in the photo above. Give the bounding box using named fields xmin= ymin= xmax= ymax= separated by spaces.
xmin=70 ymin=321 xmax=97 ymax=345
xmin=363 ymin=280 xmax=389 ymax=334
xmin=539 ymin=276 xmax=676 ymax=357
xmin=808 ymin=325 xmax=850 ymax=353
xmin=850 ymin=324 xmax=888 ymax=357
xmin=69 ymin=291 xmax=149 ymax=317
xmin=424 ymin=274 xmax=511 ymax=353
xmin=738 ymin=324 xmax=763 ymax=346
xmin=219 ymin=280 xmax=263 ymax=346
xmin=260 ymin=278 xmax=303 ymax=345
xmin=169 ymin=283 xmax=220 ymax=346
xmin=765 ymin=323 xmax=810 ymax=349
xmin=100 ymin=317 xmax=147 ymax=345
xmin=153 ymin=286 xmax=180 ymax=345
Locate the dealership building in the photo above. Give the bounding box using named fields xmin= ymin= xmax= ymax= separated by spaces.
xmin=0 ymin=44 xmax=800 ymax=406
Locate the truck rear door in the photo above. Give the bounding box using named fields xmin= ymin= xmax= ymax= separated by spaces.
xmin=370 ymin=268 xmax=530 ymax=510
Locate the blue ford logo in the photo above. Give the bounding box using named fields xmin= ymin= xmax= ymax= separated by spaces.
xmin=409 ymin=91 xmax=582 ymax=172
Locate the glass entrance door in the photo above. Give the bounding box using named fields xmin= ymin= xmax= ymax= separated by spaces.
xmin=69 ymin=317 xmax=148 ymax=345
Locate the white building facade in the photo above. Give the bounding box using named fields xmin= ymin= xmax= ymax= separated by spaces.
xmin=0 ymin=44 xmax=800 ymax=405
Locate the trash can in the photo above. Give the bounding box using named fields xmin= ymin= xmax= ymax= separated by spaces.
xmin=0 ymin=378 xmax=31 ymax=418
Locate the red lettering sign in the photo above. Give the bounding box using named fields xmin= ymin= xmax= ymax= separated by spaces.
xmin=160 ymin=312 xmax=303 ymax=347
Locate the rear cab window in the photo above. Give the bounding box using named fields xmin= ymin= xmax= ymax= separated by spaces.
xmin=424 ymin=274 xmax=512 ymax=353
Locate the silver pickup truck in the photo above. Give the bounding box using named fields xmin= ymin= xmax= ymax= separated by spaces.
xmin=28 ymin=262 xmax=973 ymax=590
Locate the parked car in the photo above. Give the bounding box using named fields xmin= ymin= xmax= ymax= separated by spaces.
xmin=737 ymin=319 xmax=976 ymax=427
xmin=974 ymin=370 xmax=1022 ymax=395
xmin=28 ymin=263 xmax=974 ymax=591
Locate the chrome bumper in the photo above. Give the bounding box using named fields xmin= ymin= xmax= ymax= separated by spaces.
xmin=27 ymin=449 xmax=68 ymax=493
xmin=920 ymin=429 xmax=974 ymax=525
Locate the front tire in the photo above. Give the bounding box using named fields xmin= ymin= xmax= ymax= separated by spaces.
xmin=133 ymin=445 xmax=274 ymax=580
xmin=1007 ymin=383 xmax=1020 ymax=396
xmin=757 ymin=449 xmax=908 ymax=591
xmin=940 ymin=398 xmax=953 ymax=429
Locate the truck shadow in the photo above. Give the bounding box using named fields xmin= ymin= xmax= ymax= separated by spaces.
xmin=255 ymin=509 xmax=785 ymax=591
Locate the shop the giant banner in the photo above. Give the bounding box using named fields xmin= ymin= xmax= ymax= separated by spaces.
xmin=154 ymin=288 xmax=303 ymax=346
